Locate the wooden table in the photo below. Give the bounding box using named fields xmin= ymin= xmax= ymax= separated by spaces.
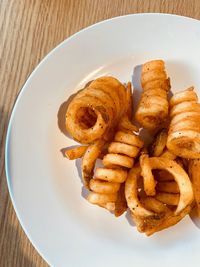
xmin=1 ymin=0 xmax=200 ymax=266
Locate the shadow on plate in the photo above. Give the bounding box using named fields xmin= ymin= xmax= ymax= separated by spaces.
xmin=57 ymin=93 xmax=77 ymax=139
xmin=75 ymin=158 xmax=88 ymax=199
xmin=125 ymin=209 xmax=136 ymax=227
xmin=131 ymin=64 xmax=142 ymax=116
xmin=189 ymin=206 xmax=200 ymax=229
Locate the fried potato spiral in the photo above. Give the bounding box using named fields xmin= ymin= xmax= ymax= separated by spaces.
xmin=167 ymin=87 xmax=200 ymax=158
xmin=125 ymin=155 xmax=194 ymax=235
xmin=66 ymin=76 xmax=127 ymax=144
xmin=135 ymin=60 xmax=170 ymax=131
xmin=87 ymin=127 xmax=144 ymax=216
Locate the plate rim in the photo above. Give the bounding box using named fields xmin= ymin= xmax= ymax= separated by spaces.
xmin=5 ymin=13 xmax=200 ymax=266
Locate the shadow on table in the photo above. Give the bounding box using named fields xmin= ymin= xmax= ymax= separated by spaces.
xmin=0 ymin=100 xmax=48 ymax=267
xmin=0 ymin=195 xmax=48 ymax=267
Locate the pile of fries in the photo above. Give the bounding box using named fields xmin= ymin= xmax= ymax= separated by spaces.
xmin=62 ymin=60 xmax=200 ymax=236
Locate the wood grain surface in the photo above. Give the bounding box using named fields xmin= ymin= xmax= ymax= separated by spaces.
xmin=1 ymin=0 xmax=200 ymax=266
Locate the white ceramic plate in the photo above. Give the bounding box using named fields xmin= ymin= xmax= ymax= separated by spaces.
xmin=5 ymin=14 xmax=200 ymax=267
